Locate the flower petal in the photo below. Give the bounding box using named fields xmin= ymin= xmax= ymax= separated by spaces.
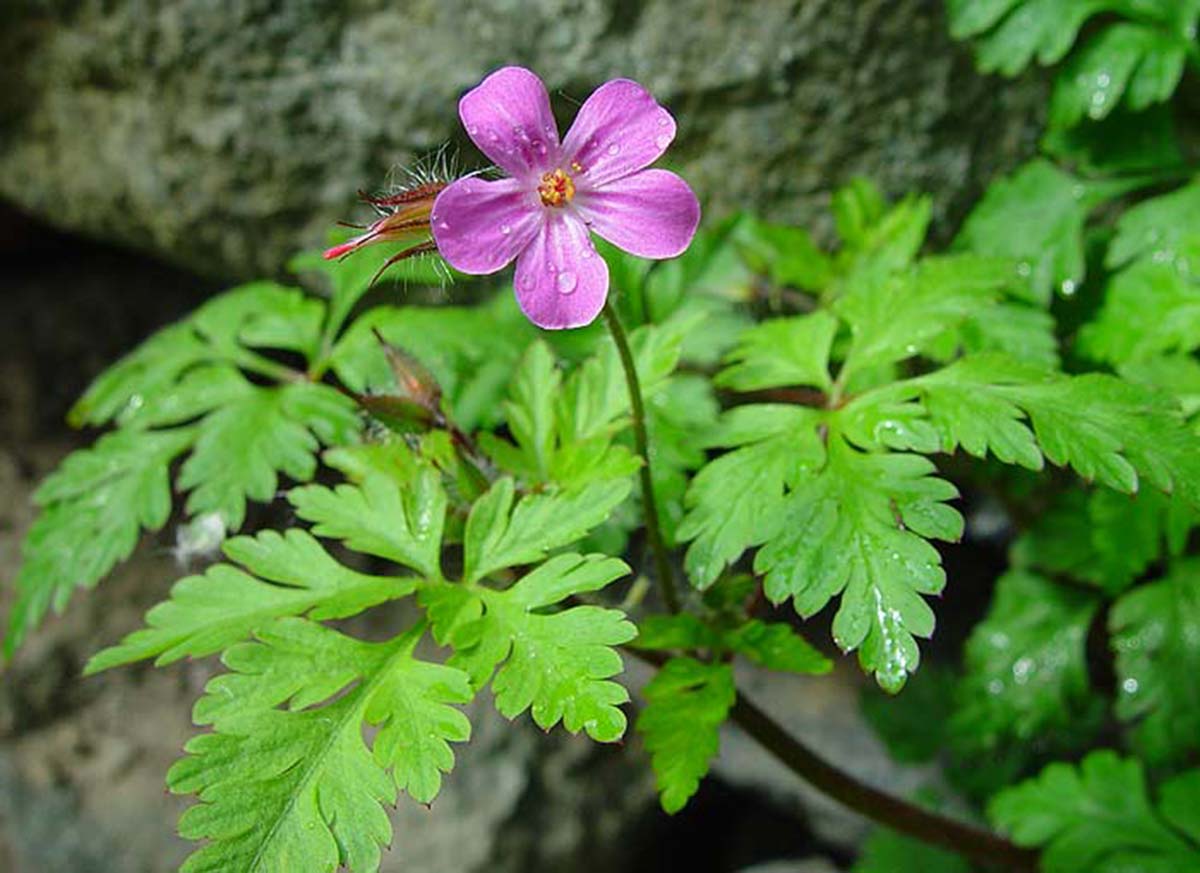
xmin=513 ymin=214 xmax=609 ymax=330
xmin=459 ymin=66 xmax=560 ymax=180
xmin=432 ymin=176 xmax=542 ymax=274
xmin=561 ymin=78 xmax=678 ymax=189
xmin=575 ymin=169 xmax=700 ymax=260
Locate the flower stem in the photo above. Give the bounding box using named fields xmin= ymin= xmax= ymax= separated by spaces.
xmin=601 ymin=300 xmax=681 ymax=614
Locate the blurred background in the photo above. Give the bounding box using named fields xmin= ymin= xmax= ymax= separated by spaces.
xmin=0 ymin=2 xmax=1044 ymax=870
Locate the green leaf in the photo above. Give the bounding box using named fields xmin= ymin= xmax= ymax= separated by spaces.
xmin=1120 ymin=354 xmax=1200 ymax=419
xmin=1012 ymin=488 xmax=1191 ymax=593
xmin=754 ymin=437 xmax=962 ymax=691
xmin=5 ymin=428 xmax=193 ymax=656
xmin=86 ymin=284 xmax=303 ymax=423
xmin=833 ymin=177 xmax=888 ymax=249
xmin=227 ymin=282 xmax=326 ymax=360
xmin=422 ymin=553 xmax=635 ymax=741
xmin=634 ymin=614 xmax=829 ymax=676
xmin=68 ymin=323 xmax=212 ymax=428
xmin=833 ymin=187 xmax=931 ymax=287
xmin=953 ymin=571 xmax=1101 ymax=749
xmin=85 ymin=529 xmax=412 ymax=673
xmin=836 ymin=255 xmax=1010 ymax=380
xmin=178 ymin=382 xmax=359 ymax=530
xmin=678 ymin=405 xmax=825 ymax=588
xmin=913 ymin=355 xmax=1200 ymax=503
xmin=1107 ymin=180 xmax=1200 ymax=269
xmin=1110 ymin=559 xmax=1200 ymax=764
xmin=637 ymin=657 xmax=735 ymax=813
xmin=501 ymin=341 xmax=560 ymax=481
xmin=955 ymin=302 xmax=1060 ymax=370
xmin=1049 ymin=22 xmax=1188 ymax=129
xmin=170 ymin=619 xmax=471 ymax=873
xmin=1079 ymin=253 xmax=1200 ymax=364
xmin=948 ymin=0 xmax=1200 ymax=78
xmin=192 ymin=282 xmax=323 ymax=360
xmin=715 ymin=312 xmax=837 ymax=392
xmin=462 ymin=478 xmax=631 ymax=583
xmin=906 ymin=358 xmax=1046 ymax=470
xmin=723 ymin=620 xmax=831 ymax=675
xmin=289 ymin=446 xmax=447 ymax=579
xmin=633 ymin=613 xmax=721 ymax=651
xmin=954 ymin=159 xmax=1125 ymax=302
xmin=989 ymin=751 xmax=1200 ymax=873
xmin=557 ymin=316 xmax=690 ymax=443
xmin=65 ymin=280 xmax=338 ymax=426
xmin=481 ymin=319 xmax=687 ymax=492
xmin=735 ymin=216 xmax=832 ymax=290
xmin=116 ymin=364 xmax=257 ymax=431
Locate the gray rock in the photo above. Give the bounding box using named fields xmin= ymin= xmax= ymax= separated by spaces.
xmin=1 ymin=0 xmax=1043 ymax=279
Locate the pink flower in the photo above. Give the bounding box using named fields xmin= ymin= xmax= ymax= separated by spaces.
xmin=431 ymin=67 xmax=701 ymax=329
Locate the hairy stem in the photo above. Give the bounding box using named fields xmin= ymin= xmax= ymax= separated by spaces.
xmin=601 ymin=300 xmax=681 ymax=614
xmin=627 ymin=647 xmax=1036 ymax=871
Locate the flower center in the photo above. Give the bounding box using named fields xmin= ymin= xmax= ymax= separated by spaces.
xmin=538 ymin=169 xmax=575 ymax=207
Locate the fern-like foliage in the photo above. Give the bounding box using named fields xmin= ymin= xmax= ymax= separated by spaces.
xmin=5 ymin=282 xmax=362 ymax=653
xmin=990 ymin=751 xmax=1200 ymax=873
xmin=87 ymin=424 xmax=636 ymax=868
xmin=170 ymin=619 xmax=471 ymax=873
xmin=679 ymin=182 xmax=1200 ymax=691
xmin=949 ymin=0 xmax=1199 ymax=131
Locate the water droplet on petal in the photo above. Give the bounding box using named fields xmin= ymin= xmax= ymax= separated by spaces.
xmin=607 ymin=143 xmax=621 ymax=156
xmin=438 ymin=221 xmax=450 ymax=231
xmin=556 ymin=271 xmax=578 ymax=294
xmin=500 ymin=224 xmax=511 ymax=236
xmin=467 ymin=124 xmax=479 ymax=135
xmin=654 ymin=133 xmax=671 ymax=149
xmin=657 ymin=114 xmax=671 ymax=127
xmin=532 ymin=140 xmax=547 ymax=155
xmin=520 ymin=274 xmax=535 ymax=290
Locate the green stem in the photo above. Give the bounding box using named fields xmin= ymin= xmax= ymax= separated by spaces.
xmin=601 ymin=301 xmax=681 ymax=614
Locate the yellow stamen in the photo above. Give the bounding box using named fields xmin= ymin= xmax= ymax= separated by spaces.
xmin=538 ymin=169 xmax=575 ymax=207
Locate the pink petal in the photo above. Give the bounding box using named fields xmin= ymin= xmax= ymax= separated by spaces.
xmin=432 ymin=176 xmax=542 ymax=274
xmin=459 ymin=66 xmax=560 ymax=180
xmin=513 ymin=214 xmax=610 ymax=330
xmin=561 ymin=79 xmax=678 ymax=189
xmin=575 ymin=169 xmax=700 ymax=259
